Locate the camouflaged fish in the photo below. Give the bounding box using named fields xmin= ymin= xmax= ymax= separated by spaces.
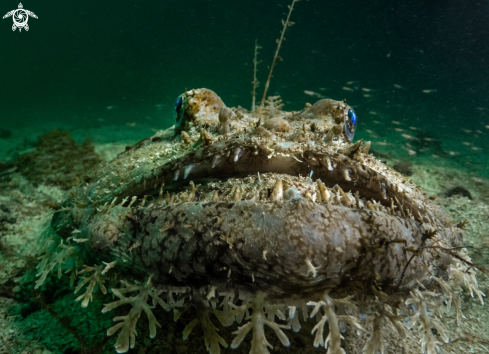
xmin=38 ymin=89 xmax=483 ymax=354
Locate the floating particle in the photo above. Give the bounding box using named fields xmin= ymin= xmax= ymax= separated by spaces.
xmin=369 ymin=111 xmax=378 ymax=115
xmin=127 ymin=122 xmax=136 ymax=127
xmin=409 ymin=126 xmax=418 ymax=130
xmin=422 ymin=89 xmax=438 ymax=93
xmin=392 ymin=121 xmax=401 ymax=125
xmin=395 ymin=128 xmax=404 ymax=132
xmin=462 ymin=142 xmax=471 ymax=146
xmin=393 ymin=84 xmax=405 ymax=89
xmin=363 ymin=94 xmax=372 ymax=97
xmin=304 ymin=90 xmax=323 ymax=98
xmin=401 ymin=146 xmax=416 ymax=155
xmin=362 ymin=88 xmax=372 ymax=92
xmin=366 ymin=129 xmax=374 ymax=133
xmin=342 ymin=86 xmax=354 ymax=91
xmin=401 ymin=133 xmax=417 ymax=140
xmin=471 ymin=147 xmax=482 ymax=150
xmin=462 ymin=129 xmax=472 ymax=133
xmin=373 ymin=120 xmax=380 ymax=124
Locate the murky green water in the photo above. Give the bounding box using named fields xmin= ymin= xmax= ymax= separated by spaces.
xmin=1 ymin=1 xmax=489 ymax=353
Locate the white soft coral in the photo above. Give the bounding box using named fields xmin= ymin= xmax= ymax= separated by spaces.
xmin=405 ymin=288 xmax=449 ymax=354
xmin=35 ymin=238 xmax=77 ymax=289
xmin=74 ymin=264 xmax=107 ymax=308
xmin=102 ymin=277 xmax=170 ymax=353
xmin=308 ymin=294 xmax=364 ymax=354
xmin=230 ymin=291 xmax=290 ymax=354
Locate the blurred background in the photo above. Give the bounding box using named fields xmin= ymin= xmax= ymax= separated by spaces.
xmin=1 ymin=0 xmax=489 ymax=173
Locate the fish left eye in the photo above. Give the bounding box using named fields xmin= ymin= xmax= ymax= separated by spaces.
xmin=345 ymin=108 xmax=357 ymax=141
xmin=174 ymin=94 xmax=186 ymax=127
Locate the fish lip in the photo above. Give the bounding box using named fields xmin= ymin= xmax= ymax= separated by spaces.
xmin=109 ymin=140 xmax=426 ymax=224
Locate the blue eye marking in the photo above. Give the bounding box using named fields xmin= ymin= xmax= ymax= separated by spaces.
xmin=348 ymin=109 xmax=356 ymax=124
xmin=344 ymin=108 xmax=358 ymax=141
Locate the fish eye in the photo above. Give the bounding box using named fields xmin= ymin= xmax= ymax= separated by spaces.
xmin=344 ymin=108 xmax=357 ymax=141
xmin=174 ymin=94 xmax=186 ymax=127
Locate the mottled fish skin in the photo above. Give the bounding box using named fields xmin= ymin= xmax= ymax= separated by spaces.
xmin=52 ymin=88 xmax=461 ymax=302
xmin=70 ymin=199 xmax=460 ymax=301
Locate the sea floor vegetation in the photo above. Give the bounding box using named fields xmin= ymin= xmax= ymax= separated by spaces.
xmin=0 ymin=122 xmax=488 ymax=354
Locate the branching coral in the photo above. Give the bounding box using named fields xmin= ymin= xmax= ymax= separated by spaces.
xmin=308 ymin=294 xmax=364 ymax=354
xmin=230 ymin=292 xmax=290 ymax=354
xmin=74 ymin=264 xmax=107 ymax=308
xmin=433 ymin=255 xmax=485 ymax=326
xmin=33 ymin=234 xmax=485 ymax=354
xmin=451 ymin=260 xmax=485 ymax=305
xmin=286 ymin=302 xmax=309 ymax=333
xmin=35 ymin=238 xmax=77 ymax=289
xmin=178 ymin=292 xmax=229 ymax=354
xmin=362 ymin=303 xmax=407 ymax=354
xmin=102 ymin=277 xmax=170 ymax=353
xmin=405 ymin=288 xmax=449 ymax=354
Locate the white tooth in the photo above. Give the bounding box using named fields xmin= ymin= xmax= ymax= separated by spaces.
xmin=211 ymin=155 xmax=221 ymax=168
xmin=381 ymin=183 xmax=388 ymax=200
xmin=233 ymin=147 xmax=244 ymax=162
xmin=269 ymin=179 xmax=283 ymax=201
xmin=326 ymin=157 xmax=333 ymax=171
xmin=343 ymin=169 xmax=351 ymax=181
xmin=184 ymin=164 xmax=194 ymax=179
xmin=306 ymin=170 xmax=314 ymax=184
xmin=173 ymin=169 xmax=180 ymax=181
xmin=317 ymin=180 xmax=330 ymax=202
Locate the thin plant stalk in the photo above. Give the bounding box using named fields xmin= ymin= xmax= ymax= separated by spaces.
xmin=259 ymin=0 xmax=299 ymax=109
xmin=251 ymin=39 xmax=261 ymax=111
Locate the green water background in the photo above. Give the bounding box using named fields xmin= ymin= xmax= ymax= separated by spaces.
xmin=1 ymin=0 xmax=489 ymax=175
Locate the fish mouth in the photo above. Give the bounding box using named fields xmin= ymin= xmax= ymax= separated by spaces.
xmin=92 ymin=88 xmax=431 ymax=225
xmin=112 ymin=135 xmax=433 ymax=226
xmin=84 ymin=134 xmax=452 ymax=299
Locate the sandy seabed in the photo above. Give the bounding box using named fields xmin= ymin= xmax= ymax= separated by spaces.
xmin=1 ymin=122 xmax=488 ymax=354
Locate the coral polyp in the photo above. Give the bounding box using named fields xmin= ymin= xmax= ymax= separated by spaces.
xmin=37 ymin=88 xmax=484 ymax=354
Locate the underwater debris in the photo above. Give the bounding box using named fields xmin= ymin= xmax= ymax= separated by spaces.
xmin=259 ymin=0 xmax=299 ymax=108
xmin=251 ymin=39 xmax=262 ymax=111
xmin=447 ymin=186 xmax=472 ymax=200
xmin=15 ymin=129 xmax=102 ymax=190
xmin=392 ymin=160 xmax=413 ymax=176
xmin=409 ymin=130 xmax=447 ymax=157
